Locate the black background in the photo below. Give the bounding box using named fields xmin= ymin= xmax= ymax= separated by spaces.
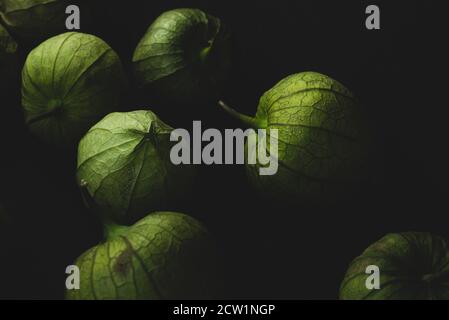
xmin=0 ymin=0 xmax=448 ymax=299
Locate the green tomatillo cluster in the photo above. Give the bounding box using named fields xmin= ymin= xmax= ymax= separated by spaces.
xmin=4 ymin=2 xmax=445 ymax=301
xmin=62 ymin=9 xmax=229 ymax=299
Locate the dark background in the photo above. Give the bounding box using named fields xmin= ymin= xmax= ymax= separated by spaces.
xmin=1 ymin=0 xmax=448 ymax=299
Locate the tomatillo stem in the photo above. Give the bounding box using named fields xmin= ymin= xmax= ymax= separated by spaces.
xmin=218 ymin=100 xmax=266 ymax=129
xmin=103 ymin=221 xmax=129 ymax=240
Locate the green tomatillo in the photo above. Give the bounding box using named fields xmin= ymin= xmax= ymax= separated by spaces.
xmin=340 ymin=232 xmax=449 ymax=300
xmin=77 ymin=110 xmax=195 ymax=225
xmin=219 ymin=71 xmax=369 ymax=204
xmin=133 ymin=8 xmax=231 ymax=103
xmin=0 ymin=0 xmax=72 ymax=40
xmin=21 ymin=32 xmax=126 ymax=146
xmin=66 ymin=212 xmax=220 ymax=300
